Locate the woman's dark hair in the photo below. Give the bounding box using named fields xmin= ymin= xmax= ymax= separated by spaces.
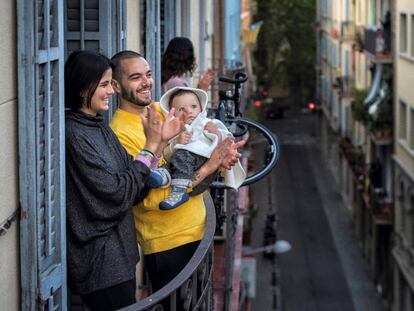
xmin=65 ymin=50 xmax=113 ymax=110
xmin=161 ymin=37 xmax=196 ymax=84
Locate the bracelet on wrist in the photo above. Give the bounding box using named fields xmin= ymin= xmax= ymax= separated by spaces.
xmin=140 ymin=149 xmax=155 ymax=158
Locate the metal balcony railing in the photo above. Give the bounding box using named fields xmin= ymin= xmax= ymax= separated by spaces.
xmin=120 ymin=194 xmax=216 ymax=311
xmin=364 ymin=26 xmax=392 ymax=61
xmin=340 ymin=76 xmax=354 ymax=98
xmin=341 ymin=21 xmax=355 ymax=41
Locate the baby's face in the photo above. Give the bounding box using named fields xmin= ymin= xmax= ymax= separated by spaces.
xmin=170 ymin=93 xmax=202 ymax=124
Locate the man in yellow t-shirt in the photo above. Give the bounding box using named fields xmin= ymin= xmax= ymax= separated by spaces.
xmin=110 ymin=51 xmax=215 ymax=294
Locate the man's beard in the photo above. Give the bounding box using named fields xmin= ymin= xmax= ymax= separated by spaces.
xmin=120 ymin=85 xmax=152 ymax=107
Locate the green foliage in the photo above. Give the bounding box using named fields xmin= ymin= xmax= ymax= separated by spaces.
xmin=369 ymin=89 xmax=393 ymax=132
xmin=254 ymin=0 xmax=316 ymax=102
xmin=351 ymin=86 xmax=393 ymax=132
xmin=351 ymin=88 xmax=369 ymax=123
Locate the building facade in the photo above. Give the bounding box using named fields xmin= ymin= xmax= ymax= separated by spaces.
xmin=0 ymin=0 xmax=228 ymax=310
xmin=317 ymin=0 xmax=396 ymax=308
xmin=392 ymin=0 xmax=414 ymax=310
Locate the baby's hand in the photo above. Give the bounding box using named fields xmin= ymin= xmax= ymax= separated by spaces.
xmin=204 ymin=122 xmax=222 ymax=142
xmin=176 ymin=130 xmax=192 ymax=145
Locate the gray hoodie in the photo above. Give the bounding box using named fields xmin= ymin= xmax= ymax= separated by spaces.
xmin=65 ymin=110 xmax=149 ymax=294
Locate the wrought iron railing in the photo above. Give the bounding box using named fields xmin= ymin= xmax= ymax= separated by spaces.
xmin=119 ymin=194 xmax=216 ymax=311
xmin=364 ymin=26 xmax=392 ymax=57
xmin=340 ymin=76 xmax=354 ymax=98
xmin=341 ymin=21 xmax=355 ymax=41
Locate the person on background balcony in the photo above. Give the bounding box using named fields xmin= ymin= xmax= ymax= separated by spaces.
xmin=109 ymin=51 xmax=244 ymax=308
xmin=161 ymin=36 xmax=215 ymax=94
xmin=64 ymin=50 xmax=182 ymax=311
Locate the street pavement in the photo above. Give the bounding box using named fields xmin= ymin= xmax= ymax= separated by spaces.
xmin=248 ymin=112 xmax=384 ymax=311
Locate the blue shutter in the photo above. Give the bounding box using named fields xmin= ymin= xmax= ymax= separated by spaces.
xmin=225 ymin=0 xmax=241 ymax=61
xmin=146 ymin=0 xmax=162 ymax=99
xmin=18 ymin=1 xmax=67 ymax=310
xmin=198 ymin=1 xmax=207 ymax=72
xmin=162 ymin=0 xmax=176 ymax=53
xmin=65 ymin=0 xmax=126 ymax=61
xmin=345 ymin=0 xmax=350 ymax=21
xmin=65 ymin=0 xmax=106 ymax=55
xmin=345 ymin=50 xmax=350 ymax=77
xmin=65 ymin=0 xmax=126 ymax=120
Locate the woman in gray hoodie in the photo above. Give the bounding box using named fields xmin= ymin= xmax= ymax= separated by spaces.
xmin=65 ymin=50 xmax=172 ymax=310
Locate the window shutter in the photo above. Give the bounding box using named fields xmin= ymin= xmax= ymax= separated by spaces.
xmin=18 ymin=1 xmax=67 ymax=310
xmin=161 ymin=0 xmax=176 ymax=53
xmin=65 ymin=0 xmax=126 ymax=120
xmin=65 ymin=0 xmax=126 ymax=62
xmin=146 ymin=0 xmax=162 ymax=99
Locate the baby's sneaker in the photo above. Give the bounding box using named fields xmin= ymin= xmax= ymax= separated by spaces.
xmin=146 ymin=167 xmax=171 ymax=188
xmin=159 ymin=186 xmax=189 ymax=210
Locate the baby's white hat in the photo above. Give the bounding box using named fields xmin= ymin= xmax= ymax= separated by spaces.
xmin=159 ymin=86 xmax=208 ymax=116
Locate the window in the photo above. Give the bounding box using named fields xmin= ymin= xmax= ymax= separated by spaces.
xmin=345 ymin=50 xmax=350 ymax=77
xmin=399 ymin=100 xmax=407 ymax=140
xmin=145 ymin=0 xmax=162 ymax=99
xmin=411 ymin=194 xmax=414 ymax=246
xmin=345 ymin=0 xmax=349 ymax=21
xmin=410 ymin=108 xmax=414 ymax=149
xmin=65 ymin=0 xmax=127 ymax=121
xmin=412 ymin=15 xmax=414 ymax=57
xmin=369 ymin=0 xmax=376 ymax=25
xmin=400 ymin=13 xmax=407 ymax=54
xmin=398 ymin=181 xmax=405 ymax=234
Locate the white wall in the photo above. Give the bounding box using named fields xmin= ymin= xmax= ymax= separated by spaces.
xmin=126 ymin=0 xmax=142 ymax=53
xmin=0 ymin=0 xmax=20 ymax=309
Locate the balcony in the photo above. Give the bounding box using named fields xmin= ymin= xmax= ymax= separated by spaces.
xmin=364 ymin=26 xmax=392 ymax=63
xmin=340 ymin=21 xmax=355 ymax=41
xmin=370 ymin=128 xmax=392 ymax=146
xmin=338 ymin=137 xmax=366 ymax=177
xmin=340 ymin=76 xmax=354 ymax=98
xmin=121 ymin=194 xmax=216 ymax=311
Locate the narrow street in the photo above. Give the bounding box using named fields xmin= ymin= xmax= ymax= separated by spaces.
xmin=249 ymin=112 xmax=385 ymax=311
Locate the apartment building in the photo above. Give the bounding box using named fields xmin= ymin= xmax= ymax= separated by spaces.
xmin=392 ymin=0 xmax=414 ymax=310
xmin=0 ymin=1 xmax=229 ymax=310
xmin=317 ymin=0 xmax=394 ymax=306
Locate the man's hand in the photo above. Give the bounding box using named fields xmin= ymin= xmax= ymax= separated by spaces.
xmin=140 ymin=105 xmax=162 ymax=153
xmin=207 ymin=137 xmax=245 ymax=171
xmin=192 ymin=137 xmax=245 ymax=187
xmin=161 ymin=107 xmax=184 ymax=143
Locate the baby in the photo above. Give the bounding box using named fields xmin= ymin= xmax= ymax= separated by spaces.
xmin=147 ymin=86 xmax=246 ymax=210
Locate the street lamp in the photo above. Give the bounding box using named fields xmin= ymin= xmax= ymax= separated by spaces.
xmin=242 ymin=240 xmax=292 ymax=256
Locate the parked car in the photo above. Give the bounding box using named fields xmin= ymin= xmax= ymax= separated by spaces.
xmin=263 ymin=97 xmax=289 ymax=119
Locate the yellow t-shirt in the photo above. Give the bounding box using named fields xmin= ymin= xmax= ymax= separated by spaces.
xmin=110 ymin=104 xmax=206 ymax=255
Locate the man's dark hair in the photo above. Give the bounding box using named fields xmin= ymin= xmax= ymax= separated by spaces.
xmin=111 ymin=50 xmax=144 ymax=82
xmin=161 ymin=37 xmax=196 ymax=84
xmin=65 ymin=50 xmax=113 ymax=110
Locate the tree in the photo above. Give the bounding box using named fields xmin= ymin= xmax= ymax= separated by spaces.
xmin=254 ymin=0 xmax=316 ymax=106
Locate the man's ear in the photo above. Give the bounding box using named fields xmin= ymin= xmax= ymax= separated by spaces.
xmin=111 ymin=79 xmax=121 ymax=93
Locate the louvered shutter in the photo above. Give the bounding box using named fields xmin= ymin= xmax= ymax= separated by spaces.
xmin=18 ymin=1 xmax=67 ymax=310
xmin=161 ymin=0 xmax=176 ymax=53
xmin=146 ymin=0 xmax=162 ymax=99
xmin=65 ymin=0 xmax=126 ymax=120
